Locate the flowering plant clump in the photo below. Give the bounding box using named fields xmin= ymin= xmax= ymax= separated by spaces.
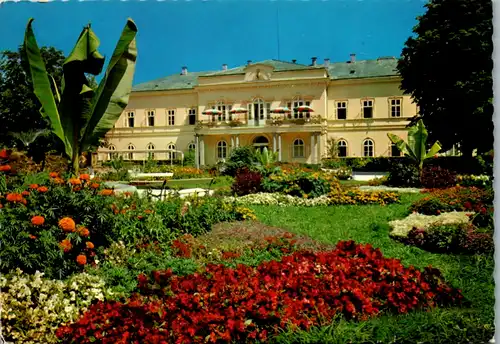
xmin=388 ymin=212 xmax=472 ymax=238
xmin=225 ymin=192 xmax=331 ymax=207
xmin=56 ymin=241 xmax=463 ymax=343
xmin=329 ymin=189 xmax=400 ymax=206
xmin=0 ymin=269 xmax=114 ymax=344
xmin=457 ymin=174 xmax=491 ymax=188
xmin=261 ymin=169 xmax=333 ymax=199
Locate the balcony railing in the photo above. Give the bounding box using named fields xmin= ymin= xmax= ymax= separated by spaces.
xmin=266 ymin=114 xmax=324 ymax=126
xmin=195 ymin=114 xmax=325 ymax=129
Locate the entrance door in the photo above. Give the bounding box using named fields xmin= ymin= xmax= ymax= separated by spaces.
xmin=253 ymin=136 xmax=269 ymax=153
xmin=253 ymin=99 xmax=264 ymax=126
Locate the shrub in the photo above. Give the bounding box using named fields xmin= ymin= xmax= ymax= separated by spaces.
xmin=420 ymin=166 xmax=457 ymax=189
xmin=386 ymin=162 xmax=420 ymax=187
xmin=223 ymin=146 xmax=256 ymax=176
xmin=231 ymin=168 xmax=263 ymax=196
xmin=56 ymin=241 xmax=464 ymax=343
xmin=0 ymin=269 xmax=114 ymax=344
xmin=261 ymin=170 xmax=332 ymax=198
xmin=388 ymin=212 xmax=471 ymax=238
xmin=457 ymin=174 xmax=492 ymax=188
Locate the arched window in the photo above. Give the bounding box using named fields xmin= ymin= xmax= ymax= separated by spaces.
xmin=363 ymin=139 xmax=374 ymax=157
xmin=293 ymin=138 xmax=305 ymax=158
xmin=337 ymin=140 xmax=348 ymax=157
xmin=188 ymin=142 xmax=196 ymax=151
xmin=146 ymin=143 xmax=155 ymax=159
xmin=127 ymin=143 xmax=135 ymax=160
xmin=217 ymin=140 xmax=227 ymax=159
xmin=167 ymin=143 xmax=176 ymax=160
xmin=108 ymin=145 xmax=117 ymax=160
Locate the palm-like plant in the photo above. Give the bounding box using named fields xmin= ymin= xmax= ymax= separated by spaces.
xmin=254 ymin=147 xmax=278 ymax=167
xmin=387 ymin=119 xmax=442 ymax=178
xmin=23 ymin=18 xmax=138 ymax=174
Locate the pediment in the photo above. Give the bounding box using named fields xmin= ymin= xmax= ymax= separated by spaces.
xmin=244 ymin=64 xmax=275 ymax=82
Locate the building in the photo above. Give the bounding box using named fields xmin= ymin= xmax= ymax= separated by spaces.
xmin=97 ymin=54 xmax=416 ymax=167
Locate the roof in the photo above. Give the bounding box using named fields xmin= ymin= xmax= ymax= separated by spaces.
xmin=132 ymin=57 xmax=399 ymax=92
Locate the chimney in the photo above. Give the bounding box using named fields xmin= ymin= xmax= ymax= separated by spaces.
xmin=350 ymin=53 xmax=356 ymax=63
xmin=181 ymin=66 xmax=188 ymax=75
xmin=222 ymin=64 xmax=228 ymax=71
xmin=247 ymin=60 xmax=252 ymax=66
xmin=311 ymin=57 xmax=317 ymax=66
xmin=292 ymin=59 xmax=297 ymax=64
xmin=324 ymin=58 xmax=330 ymax=67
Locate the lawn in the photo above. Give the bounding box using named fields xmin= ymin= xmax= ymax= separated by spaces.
xmin=251 ymin=193 xmax=494 ymax=344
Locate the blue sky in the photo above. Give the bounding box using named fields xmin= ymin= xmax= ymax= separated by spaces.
xmin=0 ymin=0 xmax=426 ymax=85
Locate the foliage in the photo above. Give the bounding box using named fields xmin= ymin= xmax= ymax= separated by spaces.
xmin=183 ymin=148 xmax=196 ymax=166
xmin=56 ymin=241 xmax=463 ymax=343
xmin=404 ymin=223 xmax=493 ymax=254
xmin=420 ymin=165 xmax=457 ymax=189
xmin=386 ymin=161 xmax=421 ymax=187
xmin=253 ymin=147 xmax=278 ymax=167
xmin=23 ymin=18 xmax=138 ymax=173
xmin=387 ymin=119 xmax=442 ymax=176
xmin=457 ymin=174 xmax=491 ymax=188
xmin=397 ymin=0 xmax=493 ymax=157
xmin=0 ymin=46 xmax=65 ymax=157
xmin=261 ymin=169 xmax=332 ymax=199
xmin=231 ymin=168 xmax=263 ymax=196
xmin=0 ymin=269 xmax=114 ymax=344
xmin=328 ymin=189 xmax=400 ymax=206
xmin=223 ymin=146 xmax=256 ymax=176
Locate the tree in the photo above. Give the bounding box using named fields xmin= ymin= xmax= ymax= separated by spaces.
xmin=0 ymin=46 xmax=65 ymax=152
xmin=388 ymin=119 xmax=442 ymax=178
xmin=397 ymin=0 xmax=493 ymax=158
xmin=23 ymin=18 xmax=138 ymax=174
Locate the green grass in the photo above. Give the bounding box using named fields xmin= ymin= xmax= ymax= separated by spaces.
xmin=250 ymin=193 xmax=494 ymax=344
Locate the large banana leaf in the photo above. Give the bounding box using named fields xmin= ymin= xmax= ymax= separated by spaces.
xmin=80 ymin=19 xmax=138 ymax=153
xmin=23 ymin=18 xmax=69 ymax=155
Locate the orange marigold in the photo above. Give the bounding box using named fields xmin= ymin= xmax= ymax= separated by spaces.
xmin=59 ymin=239 xmax=72 ymax=253
xmin=100 ymin=189 xmax=113 ymax=196
xmin=69 ymin=178 xmax=82 ymax=186
xmin=86 ymin=242 xmax=95 ymax=249
xmin=144 ymin=209 xmax=153 ymax=214
xmin=29 ymin=184 xmax=39 ymax=189
xmin=58 ymin=217 xmax=76 ymax=232
xmin=6 ymin=193 xmax=22 ymax=202
xmin=0 ymin=204 xmax=3 ymax=208
xmin=53 ymin=177 xmax=64 ymax=185
xmin=73 ymin=186 xmax=82 ymax=192
xmin=76 ymin=254 xmax=87 ymax=265
xmin=79 ymin=174 xmax=90 ymax=181
xmin=49 ymin=172 xmax=59 ymax=178
xmin=31 ymin=215 xmax=45 ymax=226
xmin=37 ymin=186 xmax=48 ymax=193
xmin=0 ymin=149 xmax=9 ymax=159
xmin=78 ymin=226 xmax=90 ymax=237
xmin=22 ymin=191 xmax=30 ymax=196
xmin=0 ymin=165 xmax=11 ymax=172
xmin=90 ymin=183 xmax=100 ymax=189
xmin=29 ymin=234 xmax=37 ymax=240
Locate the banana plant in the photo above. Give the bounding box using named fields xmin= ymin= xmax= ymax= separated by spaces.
xmin=254 ymin=147 xmax=278 ymax=167
xmin=387 ymin=119 xmax=442 ymax=177
xmin=23 ymin=18 xmax=138 ymax=174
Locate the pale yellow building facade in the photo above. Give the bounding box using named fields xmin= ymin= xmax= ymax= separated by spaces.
xmin=98 ymin=55 xmax=415 ymax=167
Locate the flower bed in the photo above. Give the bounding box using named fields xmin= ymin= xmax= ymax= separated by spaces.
xmin=56 ymin=241 xmax=463 ymax=343
xmin=0 ymin=269 xmax=114 ymax=344
xmin=388 ymin=212 xmax=472 ymax=238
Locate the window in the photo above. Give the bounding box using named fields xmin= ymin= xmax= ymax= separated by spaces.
xmin=290 ymin=98 xmax=311 ymax=119
xmin=266 ymin=102 xmax=271 ymax=120
xmin=216 ymin=102 xmax=227 ymax=121
xmin=390 ymin=98 xmax=402 ymax=117
xmin=127 ymin=111 xmax=135 ymax=128
xmin=293 ymin=138 xmax=305 ymax=158
xmin=188 ymin=108 xmax=197 ymax=125
xmin=362 ymin=100 xmax=373 ymax=119
xmin=337 ymin=140 xmax=348 ymax=157
xmin=108 ymin=145 xmax=117 ymax=160
xmin=390 ymin=143 xmax=401 ymax=157
xmin=217 ymin=141 xmax=227 ymax=159
xmin=188 ymin=142 xmax=196 ymax=151
xmin=228 ymin=105 xmax=233 ymax=121
xmin=167 ymin=143 xmax=176 ymax=160
xmin=147 ymin=110 xmax=155 ymax=127
xmin=336 ymin=101 xmax=347 ymax=120
xmin=127 ymin=143 xmax=135 ymax=160
xmin=363 ymin=139 xmax=374 ymax=157
xmin=167 ymin=110 xmax=175 ymax=126
xmin=146 ymin=143 xmax=155 ymax=159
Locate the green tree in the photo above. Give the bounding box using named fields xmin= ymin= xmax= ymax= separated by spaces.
xmin=397 ymin=0 xmax=493 ymax=158
xmin=0 ymin=46 xmax=65 ymax=154
xmin=23 ymin=18 xmax=138 ymax=174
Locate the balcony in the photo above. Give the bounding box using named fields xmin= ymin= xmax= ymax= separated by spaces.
xmin=194 ymin=114 xmax=326 ymax=130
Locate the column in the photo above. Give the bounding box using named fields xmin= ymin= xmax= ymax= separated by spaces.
xmin=230 ymin=136 xmax=235 ymax=154
xmin=310 ymin=134 xmax=316 ymax=164
xmin=236 ymin=135 xmax=240 ymax=148
xmin=273 ymin=134 xmax=277 ymax=153
xmin=316 ymin=133 xmax=322 ymax=164
xmin=199 ymin=135 xmax=205 ymax=166
xmin=278 ymin=134 xmax=282 ymax=162
xmin=195 ymin=135 xmax=200 ymax=169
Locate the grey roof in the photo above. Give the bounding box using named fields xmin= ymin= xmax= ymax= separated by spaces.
xmin=132 ymin=57 xmax=399 ymax=92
